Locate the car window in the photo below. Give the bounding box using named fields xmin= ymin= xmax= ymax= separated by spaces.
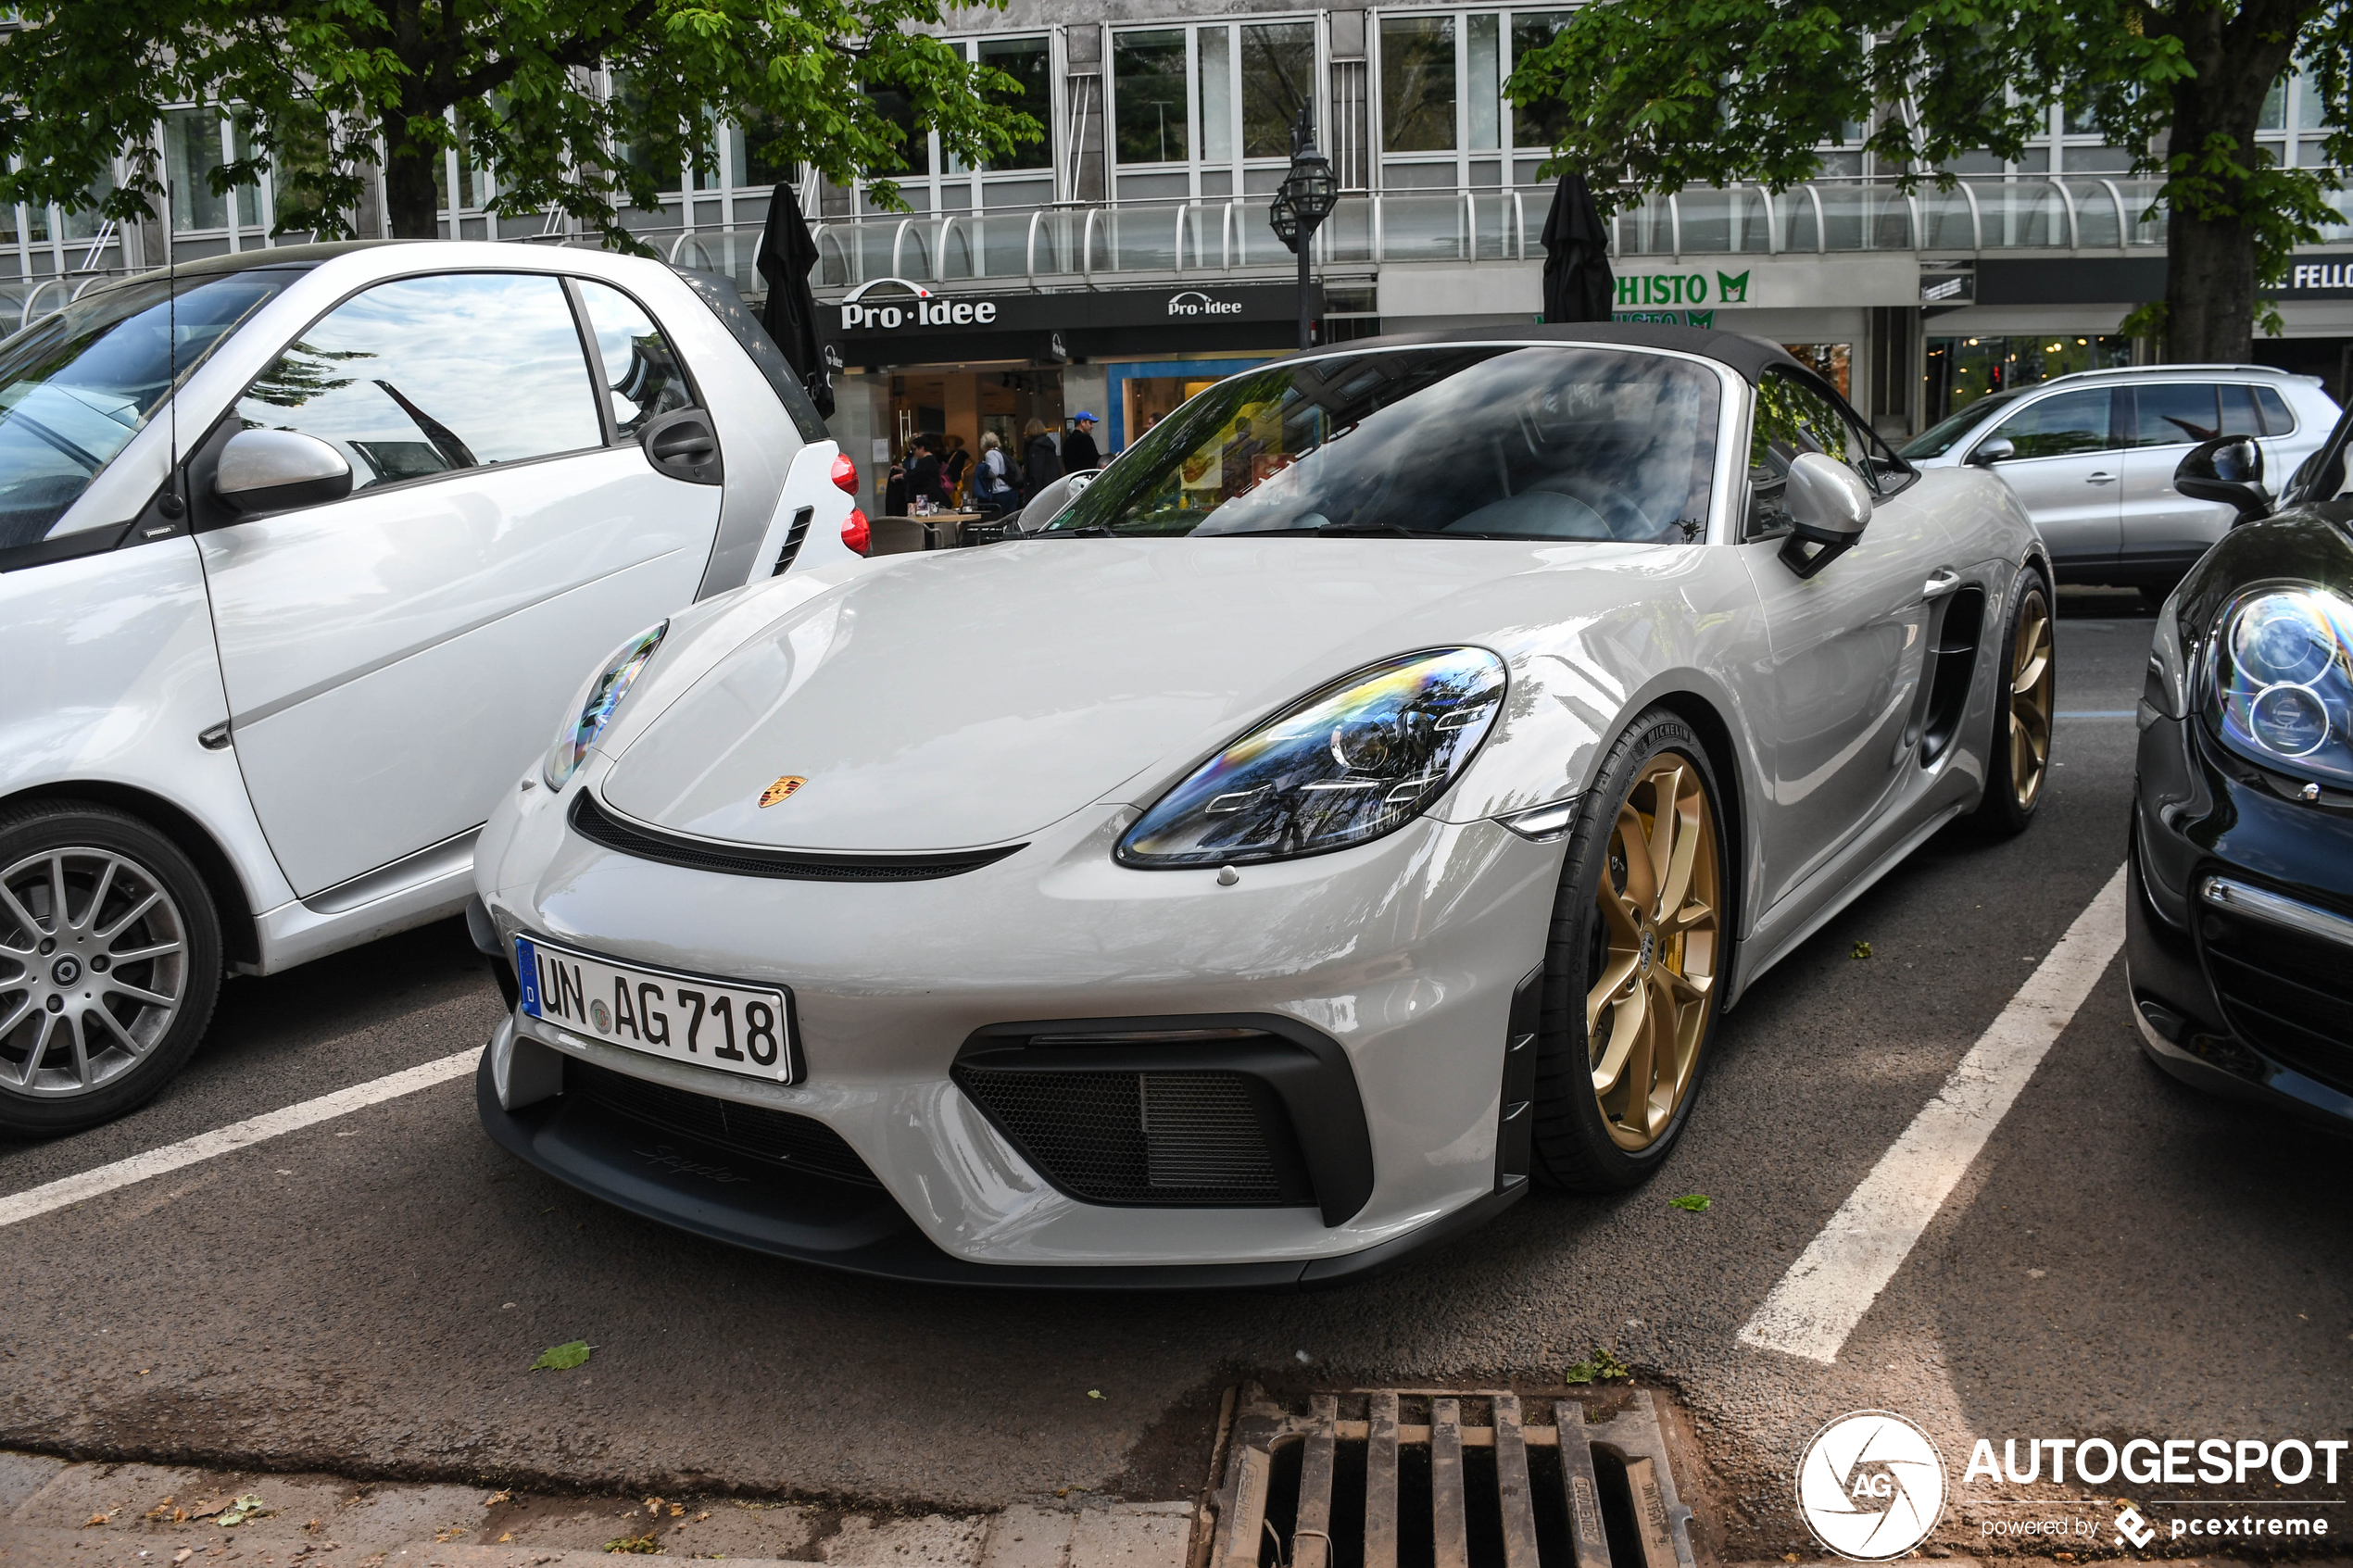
xmin=1747 ymin=367 xmax=1894 ymax=535
xmin=1044 ymin=345 xmax=1720 ymax=543
xmin=0 ymin=268 xmax=299 ymax=549
xmin=2217 ymin=383 xmax=2265 ymax=441
xmin=235 ymin=272 xmax=600 ymax=492
xmin=1898 ymin=391 xmax=2020 ymax=459
xmin=2131 ymin=383 xmax=2221 ymax=446
xmin=2252 ymin=385 xmax=2296 ymax=435
xmin=1986 ymin=389 xmax=2114 ymax=458
xmin=575 ymin=280 xmax=695 ymax=437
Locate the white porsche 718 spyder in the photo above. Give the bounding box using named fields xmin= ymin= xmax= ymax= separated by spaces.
xmin=472 ymin=324 xmax=2054 ymax=1286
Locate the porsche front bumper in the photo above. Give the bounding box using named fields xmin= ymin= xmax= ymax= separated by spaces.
xmin=472 ymin=760 xmax=1565 ymax=1283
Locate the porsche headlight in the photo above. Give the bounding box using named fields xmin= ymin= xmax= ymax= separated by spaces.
xmin=544 ymin=621 xmax=667 ymax=789
xmin=1117 ymin=647 xmax=1507 ymax=868
xmin=2208 ymin=586 xmax=2353 ymax=786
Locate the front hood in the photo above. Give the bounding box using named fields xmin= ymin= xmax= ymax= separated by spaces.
xmin=598 ymin=537 xmax=1622 ymax=851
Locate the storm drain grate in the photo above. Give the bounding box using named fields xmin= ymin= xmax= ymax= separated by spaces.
xmin=1202 ymin=1387 xmax=1695 ymax=1568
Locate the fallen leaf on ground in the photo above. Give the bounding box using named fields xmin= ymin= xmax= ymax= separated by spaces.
xmin=1850 ymin=941 xmax=1872 ymax=959
xmin=1087 ymin=1389 xmax=1105 ymax=1399
xmin=217 ymin=1494 xmax=275 ymax=1527
xmin=484 ymin=1489 xmax=512 ymax=1507
xmin=669 ymin=1502 xmax=685 ymax=1517
xmin=1669 ymin=1194 xmax=1711 ymax=1212
xmin=498 ymin=1531 xmax=514 ymax=1543
xmin=533 ymin=1340 xmax=593 ymax=1371
xmin=82 ymin=1512 xmax=109 ymax=1527
xmin=604 ymin=1529 xmax=661 ymax=1553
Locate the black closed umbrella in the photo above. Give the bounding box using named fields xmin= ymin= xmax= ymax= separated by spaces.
xmin=1540 ymin=173 xmax=1617 ymax=324
xmin=754 ymin=181 xmax=834 ymax=418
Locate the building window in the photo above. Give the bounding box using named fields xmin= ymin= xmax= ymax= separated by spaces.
xmin=166 ymin=109 xmax=231 ymax=231
xmin=1115 ymin=30 xmax=1192 ymax=165
xmin=1381 ymin=15 xmax=1456 ymax=153
xmin=1239 ymin=22 xmax=1317 ymax=157
xmin=981 ymin=35 xmax=1055 ymax=171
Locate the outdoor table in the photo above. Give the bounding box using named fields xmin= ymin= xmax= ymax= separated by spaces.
xmin=872 ymin=511 xmax=999 ymax=554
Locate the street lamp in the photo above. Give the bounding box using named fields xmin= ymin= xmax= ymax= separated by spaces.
xmin=1270 ymin=107 xmax=1338 ymax=351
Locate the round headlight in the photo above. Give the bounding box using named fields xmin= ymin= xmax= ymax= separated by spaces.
xmin=545 ymin=621 xmax=667 ymax=789
xmin=2209 ymin=586 xmax=2353 ymax=786
xmin=1117 ymin=647 xmax=1507 ymax=867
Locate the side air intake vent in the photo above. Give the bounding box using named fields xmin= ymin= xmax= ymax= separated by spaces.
xmin=772 ymin=506 xmax=815 ymax=576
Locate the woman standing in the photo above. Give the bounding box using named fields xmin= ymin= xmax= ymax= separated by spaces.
xmin=975 ymin=431 xmax=1016 ymax=513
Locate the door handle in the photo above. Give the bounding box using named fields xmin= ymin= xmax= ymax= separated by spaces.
xmin=2086 ymin=471 xmax=2117 ymax=484
xmin=651 ymin=427 xmax=717 ymax=461
xmin=1922 ymin=570 xmax=1962 ymax=599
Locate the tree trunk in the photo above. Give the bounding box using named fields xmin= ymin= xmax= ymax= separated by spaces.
xmin=2158 ymin=4 xmax=2296 ymax=362
xmin=2164 ymin=207 xmax=2256 ymax=362
xmin=381 ymin=134 xmax=442 ymax=239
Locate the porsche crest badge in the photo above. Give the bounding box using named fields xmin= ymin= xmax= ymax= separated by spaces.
xmin=758 ymin=775 xmax=807 ymax=809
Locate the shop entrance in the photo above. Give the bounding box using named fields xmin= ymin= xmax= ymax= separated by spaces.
xmin=887 ymin=366 xmax=1063 ymax=500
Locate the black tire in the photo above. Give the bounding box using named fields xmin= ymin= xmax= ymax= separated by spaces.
xmin=1529 ymin=708 xmax=1730 ymax=1192
xmin=0 ymin=800 xmax=222 ymax=1136
xmin=1968 ymin=568 xmax=2056 ymax=839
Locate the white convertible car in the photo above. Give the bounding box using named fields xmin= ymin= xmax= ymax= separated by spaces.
xmin=473 ymin=325 xmax=2055 ymax=1286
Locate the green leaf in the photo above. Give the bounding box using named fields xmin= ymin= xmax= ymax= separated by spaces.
xmin=534 ymin=1340 xmax=592 ymax=1371
xmin=215 ymin=1494 xmax=273 ymax=1527
xmin=1850 ymin=942 xmax=1872 ymax=960
xmin=1564 ymin=1347 xmax=1632 ymax=1385
xmin=1669 ymin=1193 xmax=1712 ymax=1212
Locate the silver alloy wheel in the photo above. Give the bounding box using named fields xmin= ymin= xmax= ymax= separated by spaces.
xmin=0 ymin=847 xmax=189 ymax=1098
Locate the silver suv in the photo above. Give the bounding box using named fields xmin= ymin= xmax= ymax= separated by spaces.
xmin=1900 ymin=365 xmax=2340 ymax=593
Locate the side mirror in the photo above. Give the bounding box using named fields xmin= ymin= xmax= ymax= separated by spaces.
xmin=1017 ymin=467 xmax=1099 ymax=533
xmin=1777 ymin=451 xmax=1874 ymax=579
xmin=215 ymin=428 xmax=353 ymax=514
xmin=1967 ymin=436 xmax=2016 ymax=467
xmin=2174 ymin=435 xmax=2270 ymax=525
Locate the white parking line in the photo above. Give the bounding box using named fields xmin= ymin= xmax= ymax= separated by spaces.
xmin=0 ymin=1046 xmax=482 ymax=1231
xmin=1737 ymin=863 xmax=2129 ymax=1363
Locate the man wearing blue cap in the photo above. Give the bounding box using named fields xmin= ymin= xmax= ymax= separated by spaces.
xmin=1063 ymin=410 xmax=1102 ymax=474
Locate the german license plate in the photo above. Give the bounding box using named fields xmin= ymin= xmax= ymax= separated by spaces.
xmin=514 ymin=935 xmax=798 ymax=1084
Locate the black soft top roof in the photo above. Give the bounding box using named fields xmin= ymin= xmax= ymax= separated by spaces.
xmin=1307 ymin=320 xmax=1807 ymax=387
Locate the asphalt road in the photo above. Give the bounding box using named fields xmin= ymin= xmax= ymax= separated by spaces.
xmin=5 ymin=587 xmax=2347 ymax=1555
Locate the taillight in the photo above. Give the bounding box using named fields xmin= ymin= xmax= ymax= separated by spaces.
xmin=829 ymin=453 xmax=858 ymax=495
xmin=842 ymin=508 xmax=870 ymax=556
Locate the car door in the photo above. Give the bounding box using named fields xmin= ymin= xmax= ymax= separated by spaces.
xmin=1735 ymin=368 xmax=1953 ymax=911
xmin=1969 ymin=386 xmax=2122 ymax=573
xmin=195 ymin=269 xmax=724 ymax=899
xmin=2116 ymin=381 xmax=2256 ymax=578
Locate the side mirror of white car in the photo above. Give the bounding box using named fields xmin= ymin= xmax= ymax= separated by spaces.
xmin=215 ymin=428 xmax=354 ymax=515
xmin=1967 ymin=435 xmax=2016 ymax=467
xmin=1777 ymin=450 xmax=1874 ymax=580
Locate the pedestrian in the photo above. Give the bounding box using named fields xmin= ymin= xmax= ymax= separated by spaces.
xmin=883 ymin=451 xmax=908 ymax=517
xmin=1022 ymin=418 xmax=1063 ymax=495
xmin=1063 ymin=411 xmax=1102 ymax=474
xmin=942 ymin=433 xmax=972 ymax=501
xmin=905 ymin=433 xmax=949 ymax=509
xmin=974 ymin=431 xmax=1016 ymax=513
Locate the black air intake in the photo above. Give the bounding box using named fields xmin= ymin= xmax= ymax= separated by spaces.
xmin=568 ymin=1057 xmax=881 ymax=1186
xmin=950 ymin=1015 xmax=1376 ymax=1225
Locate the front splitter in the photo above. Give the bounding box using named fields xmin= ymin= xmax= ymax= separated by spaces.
xmin=474 ymin=1049 xmax=1525 ymax=1291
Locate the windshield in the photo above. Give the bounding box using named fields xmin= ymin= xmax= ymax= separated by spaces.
xmin=0 ymin=269 xmax=300 ymax=549
xmin=1899 ymin=391 xmax=2022 ymax=459
xmin=1044 ymin=345 xmax=1721 ymax=543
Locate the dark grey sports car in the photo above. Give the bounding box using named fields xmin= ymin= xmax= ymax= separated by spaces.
xmin=2131 ymin=402 xmax=2353 ymax=1127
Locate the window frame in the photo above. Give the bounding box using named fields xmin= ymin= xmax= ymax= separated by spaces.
xmin=1743 ymin=363 xmax=1914 ymax=541
xmin=1105 ymin=15 xmax=1327 ymax=202
xmin=1970 ymin=384 xmax=2124 ymax=463
xmin=562 ymin=274 xmax=708 ymax=447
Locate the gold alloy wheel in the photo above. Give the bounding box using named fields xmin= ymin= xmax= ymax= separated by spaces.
xmin=2008 ymin=588 xmax=2056 ymax=810
xmin=1587 ymin=752 xmax=1721 ymax=1151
